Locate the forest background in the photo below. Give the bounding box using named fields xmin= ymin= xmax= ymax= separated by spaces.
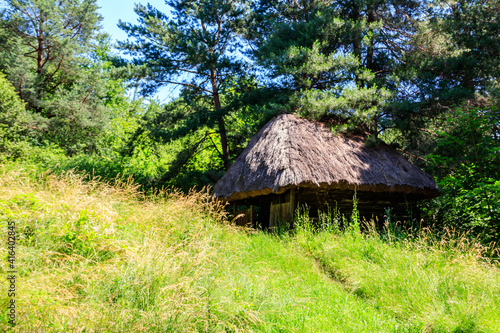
xmin=0 ymin=0 xmax=499 ymax=243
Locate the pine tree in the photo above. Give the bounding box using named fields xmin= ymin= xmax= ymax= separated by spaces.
xmin=248 ymin=0 xmax=425 ymax=138
xmin=118 ymin=0 xmax=250 ymax=170
xmin=391 ymin=0 xmax=500 ymax=154
xmin=0 ymin=0 xmax=111 ymax=154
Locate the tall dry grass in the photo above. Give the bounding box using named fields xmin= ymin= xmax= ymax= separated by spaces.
xmin=0 ymin=164 xmax=402 ymax=332
xmin=0 ymin=164 xmax=231 ymax=332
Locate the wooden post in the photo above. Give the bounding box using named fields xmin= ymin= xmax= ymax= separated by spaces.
xmin=269 ymin=203 xmax=276 ymax=230
xmin=270 ymin=189 xmax=296 ymax=231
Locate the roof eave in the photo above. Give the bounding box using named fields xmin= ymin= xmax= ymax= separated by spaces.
xmin=215 ymin=181 xmax=440 ymax=202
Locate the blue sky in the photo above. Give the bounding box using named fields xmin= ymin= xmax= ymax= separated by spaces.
xmin=97 ymin=0 xmax=177 ymax=101
xmin=0 ymin=1 xmax=189 ymax=102
xmin=98 ymin=0 xmax=138 ymax=43
xmin=97 ymin=0 xmax=171 ymax=44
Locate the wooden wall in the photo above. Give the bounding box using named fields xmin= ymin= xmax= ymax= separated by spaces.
xmin=270 ymin=201 xmax=293 ymax=229
xmin=234 ymin=207 xmax=253 ymax=226
xmin=230 ymin=187 xmax=420 ymax=230
xmin=269 ymin=188 xmax=294 ymax=230
xmin=295 ymin=188 xmax=420 ymax=226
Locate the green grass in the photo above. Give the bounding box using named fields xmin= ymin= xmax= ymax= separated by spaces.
xmin=0 ymin=163 xmax=499 ymax=332
xmin=295 ymin=225 xmax=500 ymax=333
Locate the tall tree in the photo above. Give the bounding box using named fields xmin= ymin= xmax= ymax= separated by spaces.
xmin=119 ymin=0 xmax=250 ymax=170
xmin=397 ymin=0 xmax=500 ymax=239
xmin=248 ymin=0 xmax=424 ymax=138
xmin=0 ymin=0 xmax=111 ymax=154
xmin=390 ymin=0 xmax=500 ymax=155
xmin=405 ymin=0 xmax=500 ymax=101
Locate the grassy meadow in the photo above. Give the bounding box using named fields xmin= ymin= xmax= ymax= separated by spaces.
xmin=0 ymin=163 xmax=499 ymax=332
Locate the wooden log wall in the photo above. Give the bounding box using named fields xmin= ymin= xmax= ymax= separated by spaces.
xmin=295 ymin=188 xmax=420 ymax=226
xmin=230 ymin=187 xmax=421 ymax=230
xmin=234 ymin=207 xmax=253 ymax=226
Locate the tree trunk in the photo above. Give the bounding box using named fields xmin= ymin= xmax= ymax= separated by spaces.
xmin=35 ymin=21 xmax=44 ymax=114
xmin=351 ymin=5 xmax=363 ymax=88
xmin=366 ymin=9 xmax=376 ymax=76
xmin=210 ymin=68 xmax=231 ymax=170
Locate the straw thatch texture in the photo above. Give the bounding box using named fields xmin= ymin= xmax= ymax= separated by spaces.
xmin=214 ymin=114 xmax=439 ymax=201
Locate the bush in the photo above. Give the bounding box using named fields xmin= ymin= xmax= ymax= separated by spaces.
xmin=0 ymin=72 xmax=28 ymax=160
xmin=424 ymin=105 xmax=500 ymax=242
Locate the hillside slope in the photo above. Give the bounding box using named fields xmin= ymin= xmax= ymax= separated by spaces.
xmin=0 ymin=164 xmax=499 ymax=332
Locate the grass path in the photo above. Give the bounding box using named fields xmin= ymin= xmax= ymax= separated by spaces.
xmin=295 ymin=230 xmax=500 ymax=332
xmin=206 ymin=232 xmax=406 ymax=332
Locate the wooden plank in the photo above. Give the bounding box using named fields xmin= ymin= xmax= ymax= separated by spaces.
xmin=270 ymin=200 xmax=294 ymax=230
xmin=270 ymin=203 xmax=276 ymax=229
xmin=235 ymin=207 xmax=253 ymax=226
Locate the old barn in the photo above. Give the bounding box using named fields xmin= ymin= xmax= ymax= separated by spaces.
xmin=213 ymin=114 xmax=440 ymax=228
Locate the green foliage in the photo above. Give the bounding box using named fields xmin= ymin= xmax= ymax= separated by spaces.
xmin=0 ymin=0 xmax=115 ymax=154
xmin=117 ymin=77 xmax=272 ymax=189
xmin=118 ymin=0 xmax=249 ymax=96
xmin=432 ymin=166 xmax=500 ymax=236
xmin=248 ymin=0 xmax=423 ymax=135
xmin=293 ymin=193 xmax=361 ymax=235
xmin=434 ymin=0 xmax=499 ymax=97
xmin=394 ymin=0 xmax=500 ymax=142
xmin=0 ymin=72 xmax=28 ymax=159
xmin=349 ymin=190 xmax=361 ymax=235
xmin=118 ymin=0 xmax=253 ymax=169
xmin=423 ymin=105 xmax=500 ymax=241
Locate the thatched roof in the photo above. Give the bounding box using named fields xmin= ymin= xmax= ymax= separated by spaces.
xmin=214 ymin=114 xmax=440 ymax=201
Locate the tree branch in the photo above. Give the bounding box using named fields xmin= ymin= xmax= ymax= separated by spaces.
xmin=159 ymin=79 xmax=212 ymax=94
